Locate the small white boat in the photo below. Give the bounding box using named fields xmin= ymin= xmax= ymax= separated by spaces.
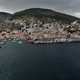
xmin=18 ymin=41 xmax=23 ymax=44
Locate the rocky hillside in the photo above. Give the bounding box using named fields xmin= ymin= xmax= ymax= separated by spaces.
xmin=0 ymin=8 xmax=80 ymax=43
xmin=0 ymin=8 xmax=80 ymax=33
xmin=0 ymin=8 xmax=79 ymax=24
xmin=14 ymin=8 xmax=80 ymax=24
xmin=0 ymin=12 xmax=12 ymax=22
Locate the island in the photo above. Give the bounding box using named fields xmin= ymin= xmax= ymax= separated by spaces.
xmin=0 ymin=8 xmax=80 ymax=44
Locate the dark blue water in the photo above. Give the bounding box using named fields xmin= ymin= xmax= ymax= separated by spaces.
xmin=0 ymin=42 xmax=80 ymax=80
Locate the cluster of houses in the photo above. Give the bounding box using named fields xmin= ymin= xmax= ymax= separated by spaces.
xmin=0 ymin=17 xmax=80 ymax=43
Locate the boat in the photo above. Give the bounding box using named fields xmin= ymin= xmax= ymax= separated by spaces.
xmin=26 ymin=36 xmax=34 ymax=44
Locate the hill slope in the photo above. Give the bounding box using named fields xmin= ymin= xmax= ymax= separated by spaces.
xmin=0 ymin=12 xmax=13 ymax=22
xmin=14 ymin=8 xmax=80 ymax=24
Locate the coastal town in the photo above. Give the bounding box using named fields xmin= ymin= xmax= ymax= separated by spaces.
xmin=0 ymin=17 xmax=80 ymax=44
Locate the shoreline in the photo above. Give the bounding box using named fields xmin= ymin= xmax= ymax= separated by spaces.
xmin=29 ymin=40 xmax=80 ymax=44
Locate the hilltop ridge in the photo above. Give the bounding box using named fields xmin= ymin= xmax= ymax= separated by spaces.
xmin=14 ymin=8 xmax=80 ymax=24
xmin=0 ymin=8 xmax=79 ymax=24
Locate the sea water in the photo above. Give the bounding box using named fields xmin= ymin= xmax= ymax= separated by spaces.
xmin=0 ymin=42 xmax=80 ymax=80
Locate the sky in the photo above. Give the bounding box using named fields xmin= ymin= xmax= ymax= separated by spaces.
xmin=0 ymin=0 xmax=80 ymax=17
